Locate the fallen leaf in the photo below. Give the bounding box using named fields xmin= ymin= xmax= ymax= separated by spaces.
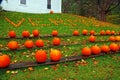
xmin=81 ymin=59 xmax=87 ymax=66
xmin=93 ymin=61 xmax=98 ymax=65
xmin=51 ymin=65 xmax=57 ymax=71
xmin=44 ymin=67 xmax=49 ymax=70
xmin=28 ymin=67 xmax=34 ymax=71
xmin=6 ymin=70 xmax=10 ymax=74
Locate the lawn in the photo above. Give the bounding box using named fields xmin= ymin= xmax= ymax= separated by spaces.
xmin=0 ymin=11 xmax=120 ymax=80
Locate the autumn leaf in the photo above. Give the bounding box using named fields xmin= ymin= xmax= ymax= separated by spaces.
xmin=28 ymin=67 xmax=34 ymax=71
xmin=51 ymin=65 xmax=57 ymax=71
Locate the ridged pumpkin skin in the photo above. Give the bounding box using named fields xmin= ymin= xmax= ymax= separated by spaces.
xmin=0 ymin=55 xmax=10 ymax=68
xmin=52 ymin=30 xmax=58 ymax=36
xmin=91 ymin=45 xmax=101 ymax=55
xmin=106 ymin=30 xmax=111 ymax=35
xmin=24 ymin=40 xmax=34 ymax=49
xmin=90 ymin=30 xmax=95 ymax=35
xmin=50 ymin=49 xmax=62 ymax=61
xmin=101 ymin=45 xmax=110 ymax=53
xmin=8 ymin=31 xmax=16 ymax=38
xmin=8 ymin=41 xmax=18 ymax=50
xmin=109 ymin=43 xmax=119 ymax=52
xmin=52 ymin=38 xmax=60 ymax=46
xmin=82 ymin=47 xmax=91 ymax=56
xmin=35 ymin=50 xmax=47 ymax=63
xmin=73 ymin=30 xmax=79 ymax=36
xmin=35 ymin=40 xmax=44 ymax=47
xmin=109 ymin=36 xmax=115 ymax=42
xmin=111 ymin=31 xmax=115 ymax=35
xmin=82 ymin=29 xmax=88 ymax=35
xmin=100 ymin=30 xmax=105 ymax=35
xmin=32 ymin=29 xmax=39 ymax=37
xmin=22 ymin=30 xmax=30 ymax=38
xmin=115 ymin=36 xmax=120 ymax=41
xmin=89 ymin=35 xmax=96 ymax=42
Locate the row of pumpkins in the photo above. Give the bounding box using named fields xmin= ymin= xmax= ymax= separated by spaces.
xmin=8 ymin=29 xmax=119 ymax=38
xmin=7 ymin=35 xmax=120 ymax=50
xmin=8 ymin=37 xmax=60 ymax=50
xmin=0 ymin=43 xmax=120 ymax=68
xmin=0 ymin=29 xmax=119 ymax=68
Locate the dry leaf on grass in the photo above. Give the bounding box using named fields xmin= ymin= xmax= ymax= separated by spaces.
xmin=28 ymin=67 xmax=34 ymax=71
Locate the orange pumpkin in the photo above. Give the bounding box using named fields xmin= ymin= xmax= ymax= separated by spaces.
xmin=24 ymin=40 xmax=34 ymax=49
xmin=118 ymin=44 xmax=120 ymax=50
xmin=35 ymin=39 xmax=44 ymax=47
xmin=73 ymin=30 xmax=79 ymax=36
xmin=111 ymin=30 xmax=115 ymax=35
xmin=106 ymin=30 xmax=111 ymax=35
xmin=109 ymin=43 xmax=119 ymax=52
xmin=91 ymin=45 xmax=101 ymax=55
xmin=89 ymin=35 xmax=96 ymax=42
xmin=22 ymin=30 xmax=30 ymax=38
xmin=8 ymin=30 xmax=16 ymax=38
xmin=0 ymin=54 xmax=10 ymax=68
xmin=100 ymin=30 xmax=105 ymax=35
xmin=82 ymin=29 xmax=88 ymax=35
xmin=50 ymin=49 xmax=62 ymax=61
xmin=115 ymin=36 xmax=120 ymax=41
xmin=8 ymin=41 xmax=19 ymax=50
xmin=50 ymin=10 xmax=54 ymax=14
xmin=119 ymin=32 xmax=120 ymax=35
xmin=109 ymin=36 xmax=115 ymax=42
xmin=52 ymin=30 xmax=58 ymax=36
xmin=101 ymin=44 xmax=110 ymax=53
xmin=82 ymin=47 xmax=91 ymax=56
xmin=90 ymin=30 xmax=95 ymax=35
xmin=52 ymin=37 xmax=60 ymax=46
xmin=35 ymin=50 xmax=47 ymax=63
xmin=32 ymin=29 xmax=39 ymax=37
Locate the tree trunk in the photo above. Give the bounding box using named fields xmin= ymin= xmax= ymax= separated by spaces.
xmin=99 ymin=11 xmax=107 ymax=21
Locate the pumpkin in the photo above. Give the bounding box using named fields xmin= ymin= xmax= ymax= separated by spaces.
xmin=52 ymin=30 xmax=58 ymax=36
xmin=35 ymin=50 xmax=47 ymax=63
xmin=109 ymin=36 xmax=115 ymax=42
xmin=0 ymin=54 xmax=10 ymax=68
xmin=52 ymin=37 xmax=60 ymax=46
xmin=119 ymin=32 xmax=120 ymax=35
xmin=109 ymin=43 xmax=119 ymax=52
xmin=115 ymin=36 xmax=120 ymax=41
xmin=89 ymin=35 xmax=96 ymax=42
xmin=22 ymin=30 xmax=30 ymax=38
xmin=50 ymin=10 xmax=54 ymax=14
xmin=111 ymin=30 xmax=115 ymax=35
xmin=8 ymin=30 xmax=16 ymax=38
xmin=35 ymin=39 xmax=44 ymax=47
xmin=32 ymin=29 xmax=39 ymax=37
xmin=82 ymin=29 xmax=88 ymax=35
xmin=50 ymin=49 xmax=62 ymax=61
xmin=118 ymin=44 xmax=120 ymax=50
xmin=101 ymin=44 xmax=110 ymax=53
xmin=8 ymin=41 xmax=18 ymax=50
xmin=73 ymin=30 xmax=79 ymax=36
xmin=90 ymin=30 xmax=95 ymax=35
xmin=24 ymin=40 xmax=34 ymax=49
xmin=100 ymin=30 xmax=105 ymax=35
xmin=91 ymin=45 xmax=101 ymax=55
xmin=106 ymin=30 xmax=111 ymax=35
xmin=82 ymin=47 xmax=91 ymax=56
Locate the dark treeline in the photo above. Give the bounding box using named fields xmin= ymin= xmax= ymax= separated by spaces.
xmin=62 ymin=0 xmax=120 ymax=24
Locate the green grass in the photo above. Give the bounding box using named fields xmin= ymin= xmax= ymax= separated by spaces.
xmin=0 ymin=11 xmax=120 ymax=80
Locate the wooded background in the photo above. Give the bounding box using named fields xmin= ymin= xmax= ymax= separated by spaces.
xmin=62 ymin=0 xmax=120 ymax=24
